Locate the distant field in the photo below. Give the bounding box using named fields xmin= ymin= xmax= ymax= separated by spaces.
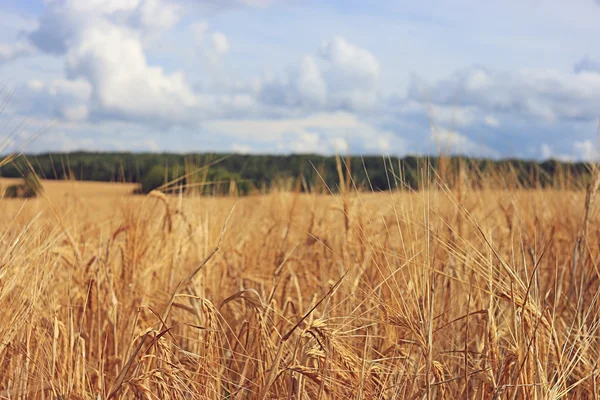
xmin=0 ymin=178 xmax=138 ymax=199
xmin=1 ymin=174 xmax=600 ymax=398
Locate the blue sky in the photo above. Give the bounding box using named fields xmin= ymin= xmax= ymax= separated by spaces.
xmin=1 ymin=0 xmax=600 ymax=160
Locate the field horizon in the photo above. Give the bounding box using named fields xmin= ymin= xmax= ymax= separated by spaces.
xmin=1 ymin=151 xmax=593 ymax=198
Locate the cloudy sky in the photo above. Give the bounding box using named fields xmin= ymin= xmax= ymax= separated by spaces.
xmin=1 ymin=0 xmax=600 ymax=160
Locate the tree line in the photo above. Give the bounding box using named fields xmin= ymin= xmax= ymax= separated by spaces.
xmin=0 ymin=152 xmax=594 ymax=194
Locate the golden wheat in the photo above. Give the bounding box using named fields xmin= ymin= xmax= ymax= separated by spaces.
xmin=1 ymin=174 xmax=600 ymax=399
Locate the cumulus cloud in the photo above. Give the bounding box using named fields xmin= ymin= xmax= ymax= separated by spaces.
xmin=389 ymin=98 xmax=502 ymax=133
xmin=61 ymin=105 xmax=89 ymax=121
xmin=43 ymin=131 xmax=100 ymax=152
xmin=259 ymin=36 xmax=381 ymax=112
xmin=538 ymin=140 xmax=600 ymax=162
xmin=25 ymin=0 xmax=198 ymax=124
xmin=211 ymin=32 xmax=230 ymax=54
xmin=400 ymin=101 xmax=478 ymax=127
xmin=319 ymin=36 xmax=380 ymax=108
xmin=205 ymin=112 xmax=405 ymax=154
xmin=18 ymin=0 xmax=596 ymax=158
xmin=20 ymin=0 xmax=389 ymax=136
xmin=330 ymin=137 xmax=349 ymax=153
xmin=364 ymin=136 xmax=391 ymax=153
xmin=187 ymin=22 xmax=232 ymax=66
xmin=260 ymin=55 xmax=327 ymax=109
xmin=18 ymin=78 xmax=92 ymax=121
xmin=65 ymin=0 xmax=141 ymax=14
xmin=431 ymin=128 xmax=496 ymax=157
xmin=41 ymin=78 xmax=93 ymax=99
xmin=287 ymin=131 xmax=321 ymax=153
xmin=29 ymin=0 xmax=181 ymax=53
xmin=408 ymin=64 xmax=600 ymax=123
xmin=294 ymin=56 xmax=327 ymax=106
xmin=38 ymin=129 xmax=161 ymax=152
xmin=231 ymin=143 xmax=252 ymax=154
xmin=185 ymin=0 xmax=281 ymax=12
xmin=135 ymin=0 xmax=182 ymax=32
xmin=29 ymin=0 xmax=143 ymax=54
xmin=23 ymin=0 xmax=318 ymax=126
xmin=65 ymin=20 xmax=198 ymax=121
xmin=574 ymin=140 xmax=599 ymax=161
xmin=541 ymin=143 xmax=553 ymax=160
xmin=319 ymin=37 xmax=380 ymax=86
xmin=539 ymin=144 xmax=573 ymax=162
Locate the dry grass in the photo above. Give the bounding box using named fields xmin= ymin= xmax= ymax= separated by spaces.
xmin=0 ymin=178 xmax=137 ymax=200
xmin=2 ymin=171 xmax=600 ymax=399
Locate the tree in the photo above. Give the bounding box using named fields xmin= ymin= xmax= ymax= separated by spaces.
xmin=3 ymin=172 xmax=44 ymax=198
xmin=140 ymin=165 xmax=166 ymax=194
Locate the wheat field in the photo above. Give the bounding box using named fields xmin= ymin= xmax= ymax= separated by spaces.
xmin=2 ymin=165 xmax=600 ymax=399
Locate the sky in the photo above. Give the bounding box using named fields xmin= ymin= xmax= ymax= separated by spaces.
xmin=1 ymin=0 xmax=600 ymax=160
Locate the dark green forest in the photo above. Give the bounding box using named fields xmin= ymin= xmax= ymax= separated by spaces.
xmin=0 ymin=152 xmax=594 ymax=195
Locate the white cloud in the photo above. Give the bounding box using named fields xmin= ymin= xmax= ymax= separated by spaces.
xmin=319 ymin=36 xmax=380 ymax=109
xmin=260 ymin=36 xmax=381 ymax=112
xmin=484 ymin=115 xmax=499 ymax=127
xmin=409 ymin=64 xmax=600 ymax=123
xmin=432 ymin=129 xmax=467 ymax=151
xmin=29 ymin=0 xmax=136 ymax=54
xmin=236 ymin=0 xmax=277 ymax=6
xmin=5 ymin=0 xmax=600 ymax=158
xmin=319 ymin=36 xmax=380 ymax=92
xmin=428 ymin=104 xmax=477 ymax=127
xmin=541 ymin=143 xmax=553 ymax=159
xmin=24 ymin=0 xmax=198 ymax=124
xmin=38 ymin=129 xmax=162 ymax=152
xmin=137 ymin=0 xmax=181 ymax=32
xmin=62 ymin=104 xmax=89 ymax=121
xmin=289 ymin=131 xmax=321 ymax=153
xmin=293 ymin=56 xmax=327 ymax=106
xmin=190 ymin=21 xmax=209 ymax=46
xmin=0 ymin=42 xmax=35 ymax=63
xmin=206 ymin=111 xmax=405 ymax=154
xmin=431 ymin=128 xmax=496 ymax=156
xmin=65 ymin=0 xmax=141 ymax=15
xmin=206 ymin=112 xmax=355 ymax=141
xmin=30 ymin=0 xmax=180 ymax=42
xmin=46 ymin=78 xmax=93 ymax=99
xmin=574 ymin=140 xmax=599 ymax=161
xmin=365 ymin=136 xmax=391 ymax=153
xmin=330 ymin=137 xmax=349 ymax=153
xmin=43 ymin=131 xmax=100 ymax=152
xmin=27 ymin=80 xmax=45 ymax=91
xmin=396 ymin=100 xmax=495 ymax=129
xmin=20 ymin=78 xmax=92 ymax=121
xmin=231 ymin=143 xmax=252 ymax=154
xmin=539 ymin=140 xmax=600 ymax=162
xmin=259 ymin=55 xmax=328 ymax=109
xmin=465 ymin=69 xmax=491 ymax=91
xmin=22 ymin=2 xmax=391 ymax=133
xmin=145 ymin=138 xmax=160 ymax=151
xmin=65 ymin=20 xmax=197 ymax=122
xmin=211 ymin=32 xmax=230 ymax=54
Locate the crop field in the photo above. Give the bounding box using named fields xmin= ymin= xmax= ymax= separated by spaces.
xmin=1 ymin=169 xmax=600 ymax=399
